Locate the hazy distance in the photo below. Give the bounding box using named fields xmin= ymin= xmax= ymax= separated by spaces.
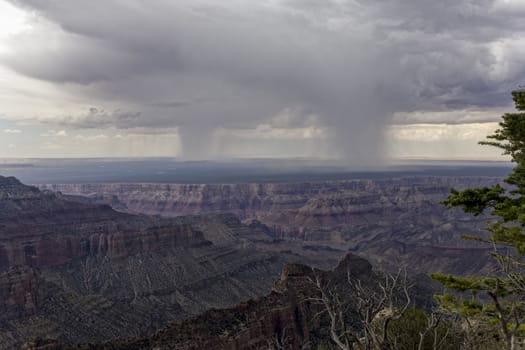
xmin=0 ymin=158 xmax=512 ymax=184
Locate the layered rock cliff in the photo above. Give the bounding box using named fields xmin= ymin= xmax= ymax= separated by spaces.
xmin=1 ymin=175 xmax=498 ymax=348
xmin=1 ymin=176 xmax=338 ymax=348
xmin=39 ymin=177 xmax=499 ymax=222
xmin=0 ymin=177 xmax=209 ymax=270
xmin=23 ymin=254 xmax=395 ymax=350
xmin=40 ymin=177 xmax=499 ymax=275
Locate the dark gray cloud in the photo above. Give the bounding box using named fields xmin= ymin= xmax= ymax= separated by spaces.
xmin=3 ymin=0 xmax=525 ymax=161
xmin=151 ymin=101 xmax=193 ymax=109
xmin=51 ymin=108 xmax=141 ymax=129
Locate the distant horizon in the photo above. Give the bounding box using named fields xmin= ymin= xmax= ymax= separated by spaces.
xmin=0 ymin=156 xmax=513 ymax=163
xmin=0 ymin=157 xmax=514 ymax=185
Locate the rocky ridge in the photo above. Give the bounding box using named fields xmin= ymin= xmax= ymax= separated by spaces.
xmin=0 ymin=176 xmax=337 ymax=349
xmin=39 ymin=177 xmax=499 ymax=219
xmin=40 ymin=177 xmax=500 ymax=275
xmin=1 ymin=176 xmax=207 ymax=269
xmin=23 ymin=254 xmax=390 ymax=350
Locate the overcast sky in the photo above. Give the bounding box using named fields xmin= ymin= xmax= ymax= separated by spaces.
xmin=0 ymin=0 xmax=524 ymax=162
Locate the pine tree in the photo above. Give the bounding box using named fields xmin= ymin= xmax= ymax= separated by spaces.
xmin=432 ymin=90 xmax=525 ymax=350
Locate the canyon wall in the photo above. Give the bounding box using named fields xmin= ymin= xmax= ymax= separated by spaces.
xmin=1 ymin=176 xmax=335 ymax=348
xmin=40 ymin=177 xmax=501 ymax=275
xmin=39 ymin=177 xmax=499 ymax=221
xmin=0 ymin=175 xmax=501 ymax=347
xmin=1 ymin=176 xmax=208 ymax=269
xmin=23 ymin=254 xmax=389 ymax=350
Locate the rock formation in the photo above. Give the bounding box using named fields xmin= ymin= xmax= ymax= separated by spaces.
xmin=23 ymin=254 xmax=400 ymax=350
xmin=0 ymin=176 xmax=336 ymax=348
xmin=0 ymin=174 xmax=501 ymax=348
xmin=40 ymin=177 xmax=500 ymax=275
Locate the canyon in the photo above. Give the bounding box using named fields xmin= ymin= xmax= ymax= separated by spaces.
xmin=0 ymin=176 xmax=339 ymax=348
xmin=40 ymin=177 xmax=500 ymax=275
xmin=0 ymin=175 xmax=503 ymax=348
xmin=24 ymin=253 xmax=434 ymax=350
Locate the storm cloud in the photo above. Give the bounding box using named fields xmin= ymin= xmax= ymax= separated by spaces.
xmin=49 ymin=108 xmax=142 ymax=129
xmin=2 ymin=0 xmax=525 ymax=161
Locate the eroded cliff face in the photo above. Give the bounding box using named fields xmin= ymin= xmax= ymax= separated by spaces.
xmin=3 ymin=175 xmax=494 ymax=348
xmin=1 ymin=176 xmax=336 ymax=349
xmin=0 ymin=267 xmax=41 ymax=320
xmin=0 ymin=176 xmax=209 ymax=270
xmin=23 ymin=254 xmax=385 ymax=350
xmin=39 ymin=177 xmax=499 ymax=222
xmin=40 ymin=177 xmax=500 ymax=275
